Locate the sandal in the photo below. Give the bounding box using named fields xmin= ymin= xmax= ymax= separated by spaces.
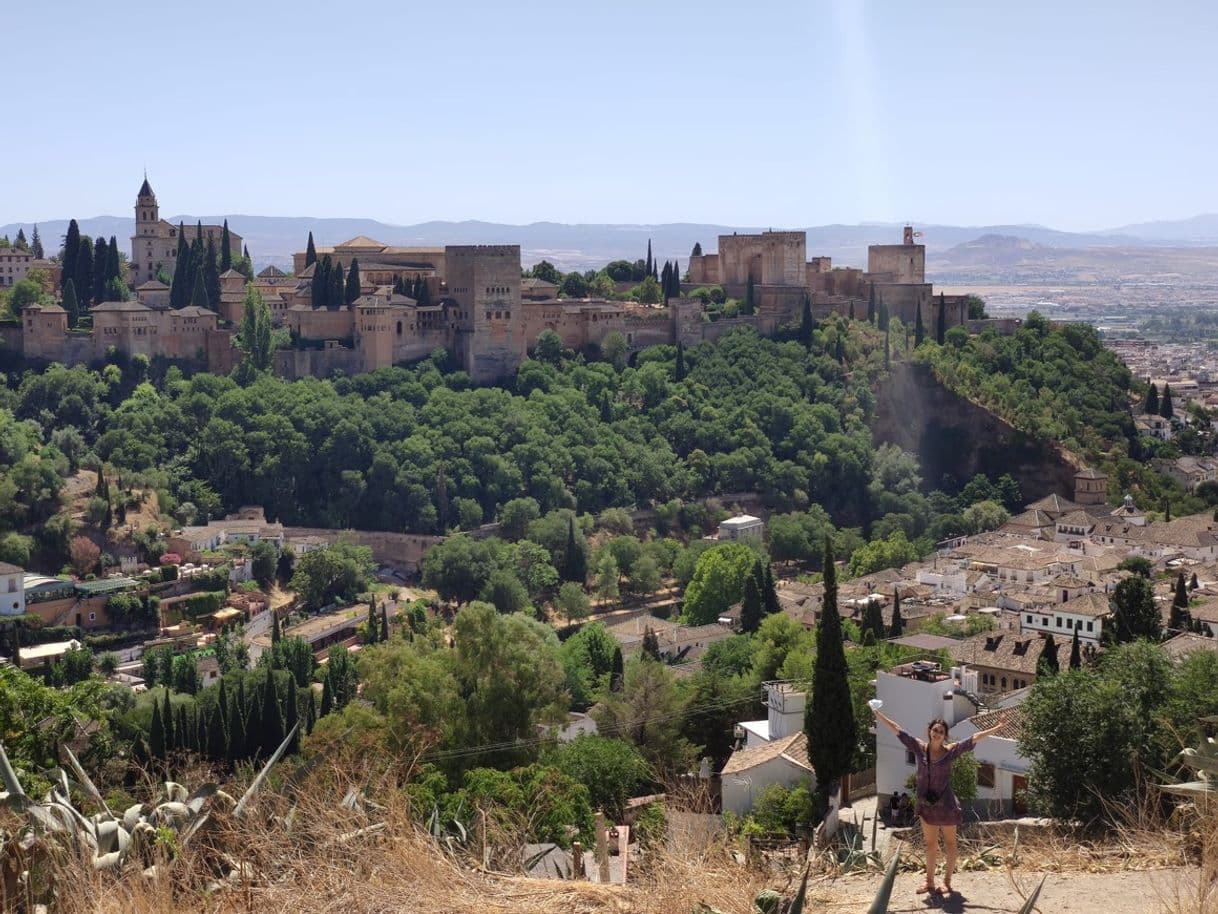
xmin=916 ymin=881 xmax=936 ymax=894
xmin=939 ymin=882 xmax=953 ymax=896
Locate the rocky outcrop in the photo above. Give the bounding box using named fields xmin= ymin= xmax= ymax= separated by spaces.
xmin=871 ymin=360 xmax=1080 ymax=502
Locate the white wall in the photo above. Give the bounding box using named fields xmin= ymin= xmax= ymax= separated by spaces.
xmin=721 ymin=756 xmax=814 ymax=817
xmin=0 ymin=571 xmax=25 ymax=617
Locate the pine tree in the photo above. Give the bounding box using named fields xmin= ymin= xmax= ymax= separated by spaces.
xmin=806 ymin=537 xmax=856 ymax=798
xmin=92 ymin=236 xmax=108 ymax=305
xmin=889 ymin=589 xmax=904 ymax=638
xmin=1038 ymin=633 xmax=1059 ymax=676
xmin=867 ymin=284 xmax=876 ymax=323
xmin=61 ymin=219 xmax=81 ymax=292
xmin=675 ymin=342 xmax=686 ymax=381
xmin=221 ymin=220 xmax=232 ymax=271
xmin=915 ymin=299 xmax=925 ymax=347
xmin=740 ymin=575 xmax=764 ymax=634
xmin=190 ymin=267 xmax=209 ymax=309
xmin=799 ymin=293 xmax=814 ymax=350
xmin=1069 ymin=627 xmax=1082 ymax=670
xmin=305 ymin=232 xmax=317 ymax=268
xmin=345 ymin=258 xmax=361 ymax=305
xmin=1161 ymin=384 xmax=1175 ymax=420
xmin=74 ymin=235 xmax=94 ymax=309
xmin=563 ymin=516 xmax=586 ymax=583
xmin=380 ymin=605 xmax=390 ymax=642
xmin=150 ymin=696 xmax=166 ymax=759
xmin=1144 ymin=383 xmax=1160 ymax=415
xmin=320 ymin=674 xmax=333 ymax=717
xmin=62 ymin=279 xmax=80 ymax=329
xmin=30 ymin=224 xmax=43 ymax=260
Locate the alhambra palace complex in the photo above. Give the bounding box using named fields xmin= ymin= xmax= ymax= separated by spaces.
xmin=13 ymin=179 xmax=968 ymax=382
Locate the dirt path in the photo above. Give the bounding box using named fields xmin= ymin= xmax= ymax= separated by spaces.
xmin=817 ymin=867 xmax=1202 ymax=914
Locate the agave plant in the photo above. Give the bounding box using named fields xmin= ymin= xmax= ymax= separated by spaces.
xmin=1160 ymin=727 xmax=1218 ymax=800
xmin=0 ymin=724 xmax=297 ymax=905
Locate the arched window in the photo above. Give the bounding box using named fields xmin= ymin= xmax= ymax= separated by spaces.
xmin=396 ymin=321 xmax=402 ymax=336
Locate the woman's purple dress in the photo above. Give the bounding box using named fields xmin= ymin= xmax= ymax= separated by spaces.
xmin=897 ymin=729 xmax=975 ymax=826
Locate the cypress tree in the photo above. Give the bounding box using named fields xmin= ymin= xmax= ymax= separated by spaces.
xmin=1191 ymin=572 xmax=1199 ymax=590
xmin=221 ymin=220 xmax=232 ymax=271
xmin=879 ymin=296 xmax=889 ymax=332
xmin=14 ymin=228 xmax=26 ymax=250
xmin=74 ymin=235 xmax=94 ymax=309
xmin=936 ymin=291 xmax=947 ymax=344
xmin=641 ymin=626 xmax=661 ymax=661
xmin=305 ymin=232 xmax=317 ymax=268
xmin=1144 ymin=383 xmax=1159 ymax=415
xmin=1038 ymin=633 xmax=1059 ymax=676
xmin=675 ymin=342 xmax=686 ymax=381
xmin=806 ymin=537 xmax=856 ymax=799
xmin=162 ymin=691 xmax=176 ymax=751
xmin=245 ymin=679 xmax=264 ymax=759
xmin=310 ymin=256 xmax=328 ymax=308
xmin=305 ymin=690 xmax=317 ymax=735
xmin=285 ymin=682 xmax=300 ymax=755
xmin=645 ymin=240 xmax=653 ymax=278
xmin=1170 ymin=573 xmax=1191 ymax=630
xmin=62 ymin=279 xmax=80 ymax=329
xmin=106 ymin=236 xmax=121 ymax=286
xmin=1161 ymin=384 xmax=1174 ymax=420
xmin=175 ymin=704 xmax=190 ymax=753
xmin=915 ymin=299 xmax=925 ymax=347
xmin=204 ymin=236 xmax=221 ymax=312
xmin=1069 ymin=627 xmax=1082 ymax=670
xmin=799 ymin=293 xmax=814 ymax=350
xmin=660 ymin=261 xmax=670 ymax=297
xmin=271 ymin=610 xmax=281 ymax=644
xmin=884 ymin=322 xmax=890 ymax=369
xmin=867 ymin=284 xmax=876 ymax=323
xmin=149 ymin=696 xmax=166 ymax=759
xmin=319 ymin=673 xmax=333 ymax=717
xmin=610 ymin=646 xmax=624 ymax=692
xmin=226 ymin=693 xmax=246 ymax=764
xmin=170 ymin=226 xmax=190 ymax=308
xmin=345 ymin=258 xmax=361 ymax=305
xmin=204 ymin=706 xmax=224 ymax=760
xmin=196 ymin=221 xmax=203 ymax=244
xmin=848 ymin=299 xmax=855 ymax=321
xmin=763 ymin=562 xmax=780 ymax=615
xmin=367 ymin=601 xmax=379 ymax=644
xmin=30 ymin=224 xmax=43 ymax=260
xmin=61 ymin=219 xmax=81 ymax=291
xmin=740 ymin=575 xmax=763 ymax=634
xmin=563 ymin=516 xmax=587 ymax=583
xmin=190 ymin=267 xmax=209 ymax=309
xmin=92 ymin=236 xmax=109 ymax=305
xmin=329 ymin=259 xmax=345 ymax=310
xmin=380 ymin=605 xmax=390 ymax=642
xmin=889 ymin=589 xmax=904 ymax=638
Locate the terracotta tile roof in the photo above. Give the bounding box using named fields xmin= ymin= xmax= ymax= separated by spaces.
xmin=1026 ymin=494 xmax=1080 ymax=516
xmin=1057 ymin=592 xmax=1111 ymax=618
xmin=968 ymin=706 xmax=1025 ymax=740
xmin=721 ymin=732 xmax=812 ymax=775
xmin=949 ymin=631 xmax=1072 ymax=676
xmin=1162 ymin=633 xmax=1218 ymax=661
xmin=335 ymin=236 xmax=388 ymax=250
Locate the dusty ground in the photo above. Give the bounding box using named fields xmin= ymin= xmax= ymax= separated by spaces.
xmin=820 ymin=867 xmax=1204 ymax=914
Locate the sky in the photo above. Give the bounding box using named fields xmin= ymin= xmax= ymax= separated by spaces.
xmin=5 ymin=0 xmax=1217 ymax=230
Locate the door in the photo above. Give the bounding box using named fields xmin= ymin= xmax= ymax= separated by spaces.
xmin=1012 ymin=775 xmax=1028 ymax=816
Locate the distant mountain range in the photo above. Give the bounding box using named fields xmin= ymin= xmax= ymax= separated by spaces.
xmin=4 ymin=214 xmax=1218 ymax=273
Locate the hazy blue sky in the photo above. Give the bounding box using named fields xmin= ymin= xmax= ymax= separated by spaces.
xmin=7 ymin=0 xmax=1216 ymax=229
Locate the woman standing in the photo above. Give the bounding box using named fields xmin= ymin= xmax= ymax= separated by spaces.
xmin=872 ymin=709 xmax=1005 ymax=896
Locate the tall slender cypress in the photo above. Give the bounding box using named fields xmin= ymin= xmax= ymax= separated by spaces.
xmin=763 ymin=562 xmax=780 ymax=615
xmin=1069 ymin=627 xmax=1082 ymax=670
xmin=1038 ymin=633 xmax=1059 ymax=676
xmin=92 ymin=237 xmax=109 ymax=305
xmin=645 ymin=239 xmax=653 ymax=278
xmin=285 ymin=683 xmax=300 ymax=755
xmin=190 ymin=268 xmax=209 ymax=309
xmin=226 ymin=693 xmax=246 ymax=764
xmin=204 ymin=236 xmax=221 ymax=312
xmin=345 ymin=258 xmax=361 ymax=305
xmin=799 ymin=293 xmax=814 ymax=350
xmin=320 ymin=674 xmax=333 ymax=717
xmin=915 ymin=299 xmax=925 ymax=347
xmin=61 ymin=219 xmax=81 ymax=291
xmin=936 ymin=291 xmax=947 ymax=344
xmin=175 ymin=705 xmax=190 ymax=752
xmin=74 ymin=235 xmax=94 ymax=309
xmin=329 ymin=259 xmax=345 ymax=310
xmin=30 ymin=224 xmax=43 ymax=260
xmin=380 ymin=605 xmax=390 ymax=642
xmin=150 ymin=697 xmax=166 ymax=759
xmin=805 ymin=537 xmax=856 ymax=798
xmin=740 ymin=575 xmax=763 ymax=634
xmin=62 ymin=279 xmax=80 ymax=328
xmin=563 ymin=516 xmax=586 ymax=583
xmin=106 ymin=236 xmax=121 ymax=286
xmin=221 ymin=220 xmax=232 ymax=271
xmin=1144 ymin=383 xmax=1160 ymax=415
xmin=162 ymin=691 xmax=176 ymax=751
xmin=889 ymin=589 xmax=904 ymax=638
xmin=867 ymin=284 xmax=876 ymax=323
xmin=305 ymin=232 xmax=317 ymax=268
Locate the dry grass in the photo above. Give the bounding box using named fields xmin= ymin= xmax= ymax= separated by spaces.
xmin=23 ymin=765 xmax=790 ymax=914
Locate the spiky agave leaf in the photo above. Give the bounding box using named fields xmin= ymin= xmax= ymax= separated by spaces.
xmin=788 ymin=866 xmax=811 ymax=914
xmin=1017 ymin=875 xmax=1046 ymax=914
xmin=0 ymin=740 xmax=28 ymax=806
xmin=62 ymin=743 xmax=112 ymax=818
xmin=865 ymin=852 xmax=900 ymax=914
xmin=234 ymin=723 xmax=298 ymax=818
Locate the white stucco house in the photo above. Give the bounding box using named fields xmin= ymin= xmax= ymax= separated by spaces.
xmin=721 ymin=681 xmax=815 ymax=816
xmin=718 ymin=514 xmax=765 ymax=542
xmin=0 ymin=562 xmax=25 ymax=617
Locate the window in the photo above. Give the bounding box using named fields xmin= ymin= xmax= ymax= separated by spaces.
xmin=1026 ymin=614 xmax=1032 ymax=624
xmin=88 ymin=612 xmax=96 ymax=622
xmin=1000 ymin=677 xmax=1007 ymax=689
xmin=1086 ymin=621 xmax=1094 ymax=632
xmin=1056 ymin=618 xmax=1062 ymax=628
xmin=906 ymin=750 xmax=916 ymax=766
xmin=978 ymin=763 xmax=996 ymax=788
